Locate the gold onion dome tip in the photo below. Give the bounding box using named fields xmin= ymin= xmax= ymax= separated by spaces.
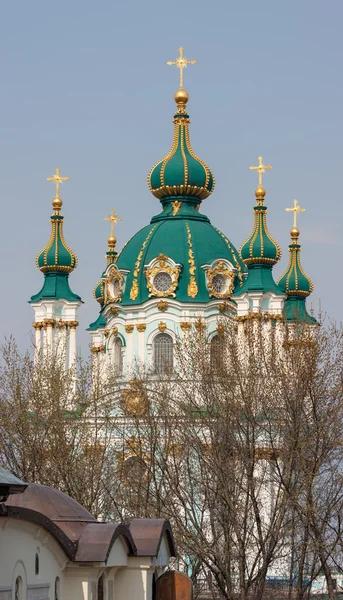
xmin=93 ymin=210 xmax=121 ymax=305
xmin=148 ymin=47 xmax=215 ymax=202
xmin=277 ymin=201 xmax=313 ymax=297
xmin=36 ymin=168 xmax=78 ymax=274
xmin=239 ymin=157 xmax=281 ymax=266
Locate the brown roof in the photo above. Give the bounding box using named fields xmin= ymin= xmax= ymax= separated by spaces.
xmin=6 ymin=483 xmax=96 ymax=523
xmin=129 ymin=519 xmax=176 ymax=557
xmin=75 ymin=523 xmax=135 ymax=562
xmin=2 ymin=483 xmax=176 ymax=562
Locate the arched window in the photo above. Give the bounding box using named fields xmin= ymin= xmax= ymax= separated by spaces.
xmin=97 ymin=576 xmax=104 ymax=600
xmin=210 ymin=335 xmax=224 ymax=372
xmin=55 ymin=578 xmax=60 ymax=600
xmin=15 ymin=577 xmax=22 ymax=600
xmin=35 ymin=552 xmax=39 ymax=575
xmin=113 ymin=337 xmax=123 ymax=375
xmin=153 ymin=333 xmax=173 ymax=373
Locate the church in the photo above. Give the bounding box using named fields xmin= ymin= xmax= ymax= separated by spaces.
xmin=29 ymin=46 xmax=315 ymax=372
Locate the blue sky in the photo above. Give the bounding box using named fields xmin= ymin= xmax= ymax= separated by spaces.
xmin=1 ymin=0 xmax=342 ymax=352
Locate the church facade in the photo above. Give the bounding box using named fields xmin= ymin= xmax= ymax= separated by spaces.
xmin=29 ymin=47 xmax=315 ymax=374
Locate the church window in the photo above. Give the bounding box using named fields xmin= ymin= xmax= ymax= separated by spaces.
xmin=97 ymin=576 xmax=104 ymax=600
xmin=15 ymin=578 xmax=22 ymax=600
xmin=110 ymin=278 xmax=120 ymax=298
xmin=35 ymin=552 xmax=39 ymax=575
xmin=113 ymin=337 xmax=123 ymax=375
xmin=212 ymin=273 xmax=228 ymax=295
xmin=55 ymin=578 xmax=60 ymax=600
xmin=153 ymin=271 xmax=173 ymax=293
xmin=153 ymin=333 xmax=173 ymax=373
xmin=211 ymin=335 xmax=224 ymax=371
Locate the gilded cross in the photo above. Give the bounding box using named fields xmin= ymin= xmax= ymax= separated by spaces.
xmin=167 ymin=46 xmax=196 ymax=90
xmin=47 ymin=167 xmax=69 ymax=198
xmin=104 ymin=209 xmax=122 ymax=237
xmin=249 ymin=156 xmax=272 ymax=188
xmin=285 ymin=199 xmax=305 ymax=228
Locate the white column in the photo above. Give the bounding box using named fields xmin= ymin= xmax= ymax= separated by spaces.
xmin=55 ymin=322 xmax=67 ymax=367
xmin=45 ymin=320 xmax=55 ymax=352
xmin=68 ymin=321 xmax=78 ymax=368
xmin=33 ymin=323 xmax=42 ymax=364
xmin=125 ymin=325 xmax=134 ymax=367
xmin=34 ymin=324 xmax=42 ymax=352
xmin=136 ymin=324 xmax=146 ymax=362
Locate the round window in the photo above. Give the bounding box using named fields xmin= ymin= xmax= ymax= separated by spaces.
xmin=109 ymin=278 xmax=120 ymax=298
xmin=153 ymin=271 xmax=173 ymax=293
xmin=212 ymin=273 xmax=228 ymax=295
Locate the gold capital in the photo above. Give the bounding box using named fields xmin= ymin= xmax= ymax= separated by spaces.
xmin=249 ymin=156 xmax=272 ymax=188
xmin=285 ymin=199 xmax=305 ymax=228
xmin=167 ymin=46 xmax=196 ymax=90
xmin=104 ymin=209 xmax=122 ymax=239
xmin=47 ymin=167 xmax=69 ymax=199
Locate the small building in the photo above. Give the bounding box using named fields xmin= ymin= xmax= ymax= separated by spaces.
xmin=0 ymin=468 xmax=176 ymax=600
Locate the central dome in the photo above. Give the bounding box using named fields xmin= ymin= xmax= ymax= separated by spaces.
xmin=116 ymin=208 xmax=245 ymax=305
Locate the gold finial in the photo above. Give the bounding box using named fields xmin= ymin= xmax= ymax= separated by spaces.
xmin=47 ymin=168 xmax=69 ymax=213
xmin=104 ymin=209 xmax=122 ymax=246
xmin=285 ymin=199 xmax=305 ymax=228
xmin=286 ymin=200 xmax=305 ymax=243
xmin=167 ymin=46 xmax=196 ymax=91
xmin=249 ymin=156 xmax=272 ymax=189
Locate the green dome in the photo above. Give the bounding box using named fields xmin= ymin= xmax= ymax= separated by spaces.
xmin=37 ymin=214 xmax=77 ymax=274
xmin=277 ymin=230 xmax=313 ymax=297
xmin=240 ymin=194 xmax=281 ymax=266
xmin=93 ymin=278 xmax=105 ymax=305
xmin=148 ymin=97 xmax=214 ymax=201
xmin=115 ymin=202 xmax=246 ymax=305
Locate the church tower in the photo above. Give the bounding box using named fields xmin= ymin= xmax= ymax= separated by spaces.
xmin=277 ymin=200 xmax=316 ymax=324
xmin=88 ymin=47 xmax=247 ymax=373
xmin=234 ymin=157 xmax=286 ymax=331
xmin=30 ymin=168 xmax=82 ymax=366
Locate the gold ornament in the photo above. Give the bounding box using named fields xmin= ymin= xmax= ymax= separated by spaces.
xmin=158 ymin=322 xmax=167 ymax=332
xmin=130 ymin=226 xmax=157 ymax=300
xmin=167 ymin=46 xmax=196 ymax=92
xmin=171 ymin=200 xmax=183 ymax=215
xmin=186 ymin=222 xmax=198 ymax=298
xmin=157 ymin=300 xmax=168 ymax=312
xmin=180 ymin=322 xmax=191 ymax=332
xmin=110 ymin=306 xmax=119 ymax=316
xmin=145 ymin=254 xmax=181 ymax=298
xmin=285 ymin=199 xmax=305 ymax=237
xmin=136 ymin=324 xmax=146 ymax=332
xmin=249 ymin=156 xmax=272 ymax=190
xmin=105 ymin=265 xmax=123 ymax=304
xmin=125 ymin=325 xmax=134 ymax=333
xmin=47 ymin=167 xmax=68 ymax=214
xmin=194 ymin=321 xmax=206 ymax=332
xmin=219 ymin=302 xmax=229 ymax=313
xmin=120 ymin=380 xmax=149 ymax=417
xmin=104 ymin=329 xmax=110 ymax=338
xmin=206 ymin=261 xmax=235 ymax=299
xmin=112 ymin=326 xmax=119 ymax=336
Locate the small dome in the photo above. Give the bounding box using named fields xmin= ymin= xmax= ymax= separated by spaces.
xmin=93 ymin=277 xmax=105 ymax=305
xmin=277 ymin=232 xmax=313 ymax=297
xmin=36 ymin=214 xmax=77 ymax=274
xmin=240 ymin=204 xmax=281 ymax=266
xmin=148 ymin=94 xmax=214 ymax=201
